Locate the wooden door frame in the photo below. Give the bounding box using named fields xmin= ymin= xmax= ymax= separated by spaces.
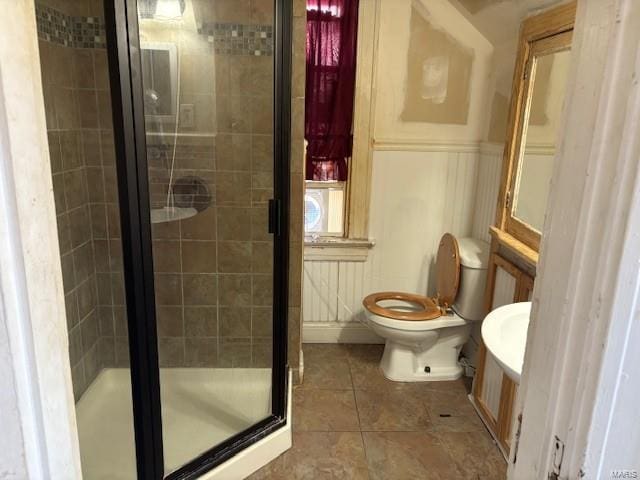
xmin=511 ymin=0 xmax=640 ymax=477
xmin=0 ymin=2 xmax=81 ymax=477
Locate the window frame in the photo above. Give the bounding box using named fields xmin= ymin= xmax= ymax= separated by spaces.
xmin=303 ymin=0 xmax=379 ymax=243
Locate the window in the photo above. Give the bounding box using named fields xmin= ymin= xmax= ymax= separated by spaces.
xmin=302 ymin=0 xmax=377 ymax=242
xmin=304 ymin=181 xmax=345 ymax=236
xmin=305 ymin=0 xmax=357 ymax=239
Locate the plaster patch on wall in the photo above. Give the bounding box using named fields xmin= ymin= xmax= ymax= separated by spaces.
xmin=488 ymin=92 xmax=509 ymax=143
xmin=401 ymin=2 xmax=474 ymax=125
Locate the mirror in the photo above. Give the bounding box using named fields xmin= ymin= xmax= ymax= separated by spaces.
xmin=140 ymin=42 xmax=178 ymax=122
xmin=495 ymin=17 xmax=574 ymax=255
xmin=513 ymin=48 xmax=571 ymax=231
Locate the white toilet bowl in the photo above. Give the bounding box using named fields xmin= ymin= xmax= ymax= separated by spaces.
xmin=366 ymin=303 xmax=471 ymax=381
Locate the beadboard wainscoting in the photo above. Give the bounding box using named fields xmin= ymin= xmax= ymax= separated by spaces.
xmin=302 ymin=260 xmax=382 ymax=343
xmin=481 ymin=266 xmax=518 ymax=418
xmin=471 ymin=143 xmax=504 ymax=243
xmin=303 ymin=146 xmax=480 ymax=343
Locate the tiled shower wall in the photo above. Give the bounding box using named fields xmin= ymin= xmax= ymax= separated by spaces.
xmin=37 ymin=0 xmax=126 ymax=401
xmin=289 ymin=0 xmax=305 ymax=382
xmin=40 ymin=0 xmax=305 ymax=389
xmin=141 ymin=0 xmax=279 ymax=368
xmin=147 ymin=134 xmax=275 ymax=368
xmin=142 ymin=0 xmax=304 ymax=372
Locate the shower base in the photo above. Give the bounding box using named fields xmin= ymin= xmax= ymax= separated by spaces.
xmin=76 ymin=368 xmax=272 ymax=479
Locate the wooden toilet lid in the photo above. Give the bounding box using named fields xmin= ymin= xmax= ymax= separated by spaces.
xmin=436 ymin=233 xmax=460 ymax=308
xmin=362 ymin=292 xmax=443 ymax=321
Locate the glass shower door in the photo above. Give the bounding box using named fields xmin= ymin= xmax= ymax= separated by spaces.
xmin=136 ymin=0 xmax=278 ymax=475
xmin=105 ymin=0 xmax=288 ymax=476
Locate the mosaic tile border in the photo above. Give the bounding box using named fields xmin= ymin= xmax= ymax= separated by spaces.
xmin=35 ymin=3 xmax=273 ymax=56
xmin=198 ymin=22 xmax=274 ymax=56
xmin=35 ymin=3 xmax=106 ymax=49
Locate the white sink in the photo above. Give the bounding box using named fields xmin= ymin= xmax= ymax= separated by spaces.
xmin=481 ymin=302 xmax=531 ymax=383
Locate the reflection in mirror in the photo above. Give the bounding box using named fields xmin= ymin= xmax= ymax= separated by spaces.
xmin=513 ymin=48 xmax=571 ymax=231
xmin=141 ymin=43 xmax=178 ymax=120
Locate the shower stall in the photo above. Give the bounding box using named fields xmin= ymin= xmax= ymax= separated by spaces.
xmin=35 ymin=0 xmax=290 ymax=478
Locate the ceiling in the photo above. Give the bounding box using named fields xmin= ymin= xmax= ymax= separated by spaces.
xmin=450 ymin=0 xmax=570 ymax=45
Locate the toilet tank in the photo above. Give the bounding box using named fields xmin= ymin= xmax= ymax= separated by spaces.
xmin=452 ymin=238 xmax=490 ymax=321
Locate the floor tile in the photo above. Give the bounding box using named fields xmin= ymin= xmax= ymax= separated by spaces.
xmin=293 ymin=388 xmax=359 ymax=432
xmin=424 ymin=388 xmax=478 ymax=416
xmin=426 ymin=407 xmax=487 ymax=433
xmin=355 ymin=387 xmax=431 ymax=431
xmin=251 ymin=345 xmax=504 ymax=479
xmin=362 ymin=431 xmax=463 ymax=480
xmin=347 ymin=344 xmax=392 ymax=391
xmin=300 ymin=344 xmax=353 ymax=389
xmin=421 ymin=378 xmax=470 ymax=394
xmin=248 ymin=432 xmax=370 ymax=479
xmin=434 ymin=430 xmax=507 ymax=479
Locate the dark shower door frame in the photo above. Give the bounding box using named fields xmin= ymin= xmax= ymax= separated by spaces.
xmin=104 ymin=1 xmax=291 ymax=478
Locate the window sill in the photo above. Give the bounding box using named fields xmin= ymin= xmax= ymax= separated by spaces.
xmin=303 ymin=237 xmax=375 ymax=262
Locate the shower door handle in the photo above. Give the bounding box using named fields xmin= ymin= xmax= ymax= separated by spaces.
xmin=268 ymin=199 xmax=281 ymax=235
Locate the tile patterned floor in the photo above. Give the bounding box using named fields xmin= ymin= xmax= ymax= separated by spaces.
xmin=249 ymin=344 xmax=507 ymax=479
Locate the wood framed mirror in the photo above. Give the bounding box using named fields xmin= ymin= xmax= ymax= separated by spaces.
xmin=495 ymin=2 xmax=576 ymax=253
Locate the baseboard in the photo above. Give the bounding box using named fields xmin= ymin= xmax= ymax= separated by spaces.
xmin=302 ymin=321 xmax=384 ymax=344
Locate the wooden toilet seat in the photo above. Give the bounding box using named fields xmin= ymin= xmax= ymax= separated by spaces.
xmin=362 ymin=233 xmax=461 ymax=322
xmin=362 ymin=291 xmax=444 ymax=321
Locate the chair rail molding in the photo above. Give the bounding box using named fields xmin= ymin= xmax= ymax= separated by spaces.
xmin=373 ymin=138 xmax=481 ymax=153
xmin=511 ymin=0 xmax=640 ymax=478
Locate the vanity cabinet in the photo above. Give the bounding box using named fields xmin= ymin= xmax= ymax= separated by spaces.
xmin=471 ymin=249 xmax=533 ymax=456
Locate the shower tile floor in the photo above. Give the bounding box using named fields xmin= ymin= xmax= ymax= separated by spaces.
xmin=76 ymin=368 xmax=272 ymax=479
xmin=249 ymin=344 xmax=507 ymax=480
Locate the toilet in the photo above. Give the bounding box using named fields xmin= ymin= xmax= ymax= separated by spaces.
xmin=362 ymin=233 xmax=489 ymax=382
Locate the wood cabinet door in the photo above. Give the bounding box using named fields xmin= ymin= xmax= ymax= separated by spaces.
xmin=473 ymin=253 xmax=534 ymax=454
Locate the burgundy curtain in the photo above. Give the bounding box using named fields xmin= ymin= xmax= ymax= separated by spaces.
xmin=305 ymin=0 xmax=359 ymax=181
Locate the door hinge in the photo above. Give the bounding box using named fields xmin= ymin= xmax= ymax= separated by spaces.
xmin=505 ymin=191 xmax=512 ymax=209
xmin=548 ymin=435 xmax=565 ymax=480
xmin=268 ymin=199 xmax=281 ymax=235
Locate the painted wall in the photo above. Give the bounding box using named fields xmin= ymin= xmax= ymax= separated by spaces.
xmin=304 ymin=148 xmax=479 ymax=339
xmin=0 ymin=0 xmax=83 ymax=475
xmin=301 ymin=0 xmax=570 ymax=351
xmin=302 ymin=0 xmax=573 ymax=349
xmin=471 ymin=143 xmax=503 ymax=243
xmin=303 ymin=0 xmax=492 ymax=341
xmin=374 ymin=0 xmax=493 ymax=143
xmin=0 ymin=306 xmax=29 ymax=478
